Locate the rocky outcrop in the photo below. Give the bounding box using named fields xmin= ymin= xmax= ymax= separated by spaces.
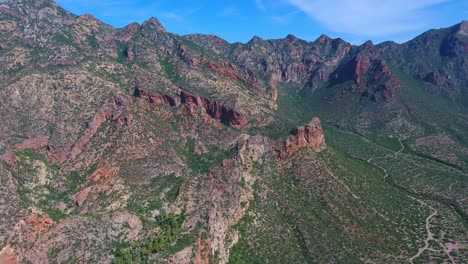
xmin=180 ymin=90 xmax=248 ymax=128
xmin=334 ymin=53 xmax=401 ymax=101
xmin=87 ymin=167 xmax=120 ymax=183
xmin=134 ymin=87 xmax=180 ymax=107
xmin=424 ymin=72 xmax=445 ymax=86
xmin=207 ymin=60 xmax=259 ymax=89
xmin=274 ymin=117 xmax=326 ymax=159
xmin=135 ymin=87 xmax=248 ymax=128
xmin=203 ymin=135 xmax=271 ymax=263
xmin=25 ymin=214 xmax=55 ymax=233
xmin=0 ymin=245 xmax=17 ymax=264
xmin=0 ymin=136 xmax=49 ymax=166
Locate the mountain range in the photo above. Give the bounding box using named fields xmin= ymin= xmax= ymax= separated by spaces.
xmin=0 ymin=0 xmax=467 ymax=263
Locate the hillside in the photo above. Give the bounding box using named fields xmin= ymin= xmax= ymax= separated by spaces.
xmin=0 ymin=0 xmax=467 ymax=263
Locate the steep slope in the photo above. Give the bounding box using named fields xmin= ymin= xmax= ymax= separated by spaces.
xmin=0 ymin=0 xmax=467 ymax=263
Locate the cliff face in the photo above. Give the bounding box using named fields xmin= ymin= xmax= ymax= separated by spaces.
xmin=134 ymin=87 xmax=248 ymax=128
xmin=274 ymin=118 xmax=326 ymax=159
xmin=331 ymin=41 xmax=402 ymax=101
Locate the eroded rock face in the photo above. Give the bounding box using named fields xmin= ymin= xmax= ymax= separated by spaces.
xmin=335 ymin=54 xmax=401 ymax=101
xmin=274 ymin=117 xmax=326 ymax=159
xmin=0 ymin=245 xmax=17 ymax=264
xmin=207 ymin=60 xmax=259 ymax=89
xmin=135 ymin=87 xmax=248 ymax=128
xmin=134 ymin=87 xmax=180 ymax=107
xmin=180 ymin=90 xmax=248 ymax=128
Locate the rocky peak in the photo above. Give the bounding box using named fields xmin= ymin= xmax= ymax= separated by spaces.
xmin=286 ymin=34 xmax=298 ymax=42
xmin=458 ymin=20 xmax=468 ymax=36
xmin=315 ymin=34 xmax=332 ymax=44
xmin=249 ymin=35 xmax=264 ymax=44
xmin=3 ymin=0 xmax=56 ymax=5
xmin=141 ymin=17 xmax=166 ymax=32
xmin=118 ymin=22 xmax=140 ymax=42
xmin=440 ymin=23 xmax=468 ymax=57
xmin=274 ymin=117 xmax=326 ymax=159
xmin=1 ymin=0 xmax=60 ymax=14
xmin=357 ymin=40 xmax=377 ymax=57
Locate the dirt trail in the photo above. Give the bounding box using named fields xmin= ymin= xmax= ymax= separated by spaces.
xmin=395 ymin=137 xmax=405 ymax=156
xmin=363 ymin=136 xmax=456 ymax=263
xmin=408 ymin=202 xmax=439 ymax=264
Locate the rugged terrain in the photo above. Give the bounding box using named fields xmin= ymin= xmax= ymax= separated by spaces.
xmin=0 ymin=0 xmax=467 ymax=263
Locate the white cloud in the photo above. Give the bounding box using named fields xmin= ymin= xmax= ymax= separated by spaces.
xmin=286 ymin=0 xmax=448 ymax=36
xmin=271 ymin=10 xmax=301 ymax=24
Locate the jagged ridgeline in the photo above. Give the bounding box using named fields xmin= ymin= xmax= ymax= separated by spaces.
xmin=0 ymin=0 xmax=467 ymax=263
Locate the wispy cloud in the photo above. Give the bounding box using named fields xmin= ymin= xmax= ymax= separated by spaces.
xmin=271 ymin=10 xmax=301 ymax=24
xmin=286 ymin=0 xmax=448 ymax=36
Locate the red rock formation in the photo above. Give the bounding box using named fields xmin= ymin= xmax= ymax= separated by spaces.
xmin=194 ymin=233 xmax=210 ymax=264
xmin=135 ymin=87 xmax=180 ymax=107
xmin=136 ymin=87 xmax=247 ymax=128
xmin=25 ymin=214 xmax=55 ymax=232
xmin=208 ymin=60 xmax=259 ymax=89
xmin=343 ymin=56 xmax=401 ymax=100
xmin=0 ymin=245 xmax=18 ymax=264
xmin=284 ymin=63 xmax=308 ymax=83
xmin=180 ymin=90 xmax=248 ymax=128
xmin=274 ymin=117 xmax=326 ymax=159
xmin=1 ymin=136 xmax=51 ymax=165
xmin=353 ymin=57 xmax=372 ymax=86
xmin=88 ymin=167 xmax=120 ymax=183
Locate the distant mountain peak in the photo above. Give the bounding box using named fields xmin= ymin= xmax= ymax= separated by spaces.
xmin=141 ymin=17 xmax=166 ymax=32
xmin=316 ymin=34 xmax=332 ymax=43
xmin=251 ymin=35 xmax=263 ymax=41
xmin=286 ymin=34 xmax=298 ymax=41
xmin=458 ymin=20 xmax=468 ymax=36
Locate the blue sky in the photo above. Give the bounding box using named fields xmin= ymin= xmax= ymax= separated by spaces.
xmin=56 ymin=0 xmax=467 ymax=44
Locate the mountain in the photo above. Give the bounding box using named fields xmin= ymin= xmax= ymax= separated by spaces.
xmin=0 ymin=0 xmax=467 ymax=263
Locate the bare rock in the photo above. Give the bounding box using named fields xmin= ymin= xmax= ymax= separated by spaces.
xmin=274 ymin=117 xmax=326 ymax=159
xmin=0 ymin=245 xmax=18 ymax=264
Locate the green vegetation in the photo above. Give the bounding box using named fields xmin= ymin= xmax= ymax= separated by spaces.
xmin=126 ymin=173 xmax=184 ymax=216
xmin=113 ymin=213 xmax=186 ymax=263
xmin=181 ymin=138 xmax=236 ymax=174
xmin=10 ymin=149 xmax=87 ymax=221
xmin=160 ymin=58 xmax=179 ymax=81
